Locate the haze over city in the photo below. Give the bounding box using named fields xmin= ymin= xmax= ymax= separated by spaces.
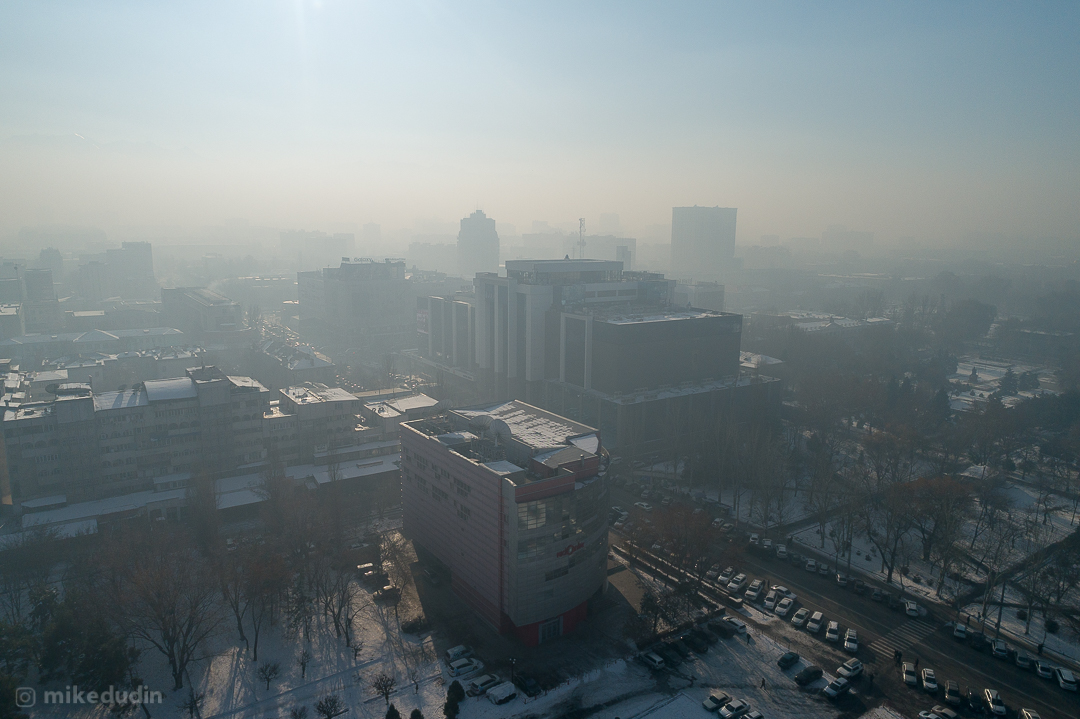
xmin=2 ymin=4 xmax=1080 ymax=719
xmin=2 ymin=2 xmax=1079 ymax=252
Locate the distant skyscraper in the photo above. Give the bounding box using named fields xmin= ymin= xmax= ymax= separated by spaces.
xmin=670 ymin=206 xmax=737 ymax=281
xmin=457 ymin=210 xmax=500 ymax=277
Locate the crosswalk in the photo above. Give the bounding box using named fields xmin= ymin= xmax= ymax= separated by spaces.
xmin=867 ymin=619 xmax=937 ymax=657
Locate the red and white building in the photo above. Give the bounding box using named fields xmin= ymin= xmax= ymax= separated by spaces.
xmin=401 ymin=400 xmax=608 ymax=646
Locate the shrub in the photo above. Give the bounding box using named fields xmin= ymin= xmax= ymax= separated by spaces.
xmin=1016 ymin=609 xmax=1028 ymax=620
xmin=1045 ymin=618 xmax=1059 ymax=634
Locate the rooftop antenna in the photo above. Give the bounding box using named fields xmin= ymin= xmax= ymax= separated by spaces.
xmin=578 ymin=218 xmax=586 ymax=259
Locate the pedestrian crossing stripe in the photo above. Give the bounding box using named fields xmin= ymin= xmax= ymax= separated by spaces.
xmin=867 ymin=620 xmax=936 ymax=655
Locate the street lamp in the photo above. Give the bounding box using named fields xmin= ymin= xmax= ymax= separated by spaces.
xmin=509 ymin=657 xmax=516 ymax=683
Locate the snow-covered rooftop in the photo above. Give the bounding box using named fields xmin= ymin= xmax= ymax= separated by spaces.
xmin=144 ymin=377 xmax=197 ymax=401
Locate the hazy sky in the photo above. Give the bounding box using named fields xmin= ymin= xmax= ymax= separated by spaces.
xmin=2 ymin=1 xmax=1078 ymax=247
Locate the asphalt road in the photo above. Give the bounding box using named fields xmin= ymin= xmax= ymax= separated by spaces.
xmin=609 ymin=485 xmax=1079 ymax=719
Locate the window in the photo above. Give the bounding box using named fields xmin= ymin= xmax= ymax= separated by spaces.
xmin=544 ymin=566 xmax=568 ymax=581
xmin=431 ymin=487 xmax=448 ymax=501
xmin=456 ymin=506 xmax=471 ymax=521
xmin=454 ymin=478 xmax=471 ymax=498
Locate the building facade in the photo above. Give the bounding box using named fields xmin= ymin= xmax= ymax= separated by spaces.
xmin=457 ymin=210 xmax=500 ymax=279
xmin=161 ymin=287 xmax=252 ymax=347
xmin=670 ymin=206 xmax=737 ymax=282
xmin=401 ymin=400 xmax=608 ymax=646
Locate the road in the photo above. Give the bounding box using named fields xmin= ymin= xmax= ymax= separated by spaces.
xmin=610 ymin=483 xmax=1079 ymax=719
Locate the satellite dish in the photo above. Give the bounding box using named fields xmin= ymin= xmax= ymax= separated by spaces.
xmin=488 ymin=419 xmax=512 ymax=443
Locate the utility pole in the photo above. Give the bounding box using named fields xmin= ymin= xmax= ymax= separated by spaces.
xmin=578 ymin=218 xmax=586 ymax=259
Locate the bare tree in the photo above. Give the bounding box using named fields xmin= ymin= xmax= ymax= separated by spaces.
xmin=314 ymin=693 xmax=346 ymax=719
xmin=257 ymin=661 xmax=281 ymax=691
xmin=296 ymin=649 xmax=312 ymax=679
xmin=372 ymin=672 xmax=396 ymax=705
xmin=0 ymin=526 xmax=61 ymax=624
xmin=99 ymin=527 xmax=223 ymax=690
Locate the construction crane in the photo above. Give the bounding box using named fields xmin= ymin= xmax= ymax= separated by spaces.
xmin=578 ymin=218 xmax=586 ymax=259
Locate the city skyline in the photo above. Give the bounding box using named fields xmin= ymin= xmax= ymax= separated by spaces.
xmin=2 ymin=2 xmax=1078 ymax=250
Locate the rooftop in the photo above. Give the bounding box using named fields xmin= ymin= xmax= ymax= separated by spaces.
xmin=283 ymin=384 xmax=357 ymax=404
xmin=453 ymin=400 xmax=596 ymax=452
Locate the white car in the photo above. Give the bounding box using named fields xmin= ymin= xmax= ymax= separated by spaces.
xmin=719 ymin=699 xmax=749 ymax=719
xmin=448 ymin=657 xmax=484 ymax=677
xmin=806 ymin=611 xmax=824 ymax=633
xmin=953 ymin=623 xmax=967 ymax=639
xmin=775 ymin=543 xmax=787 ymax=558
xmin=922 ymin=667 xmax=938 ymax=692
xmin=635 ymin=502 xmax=653 ymax=512
xmin=723 ymin=616 xmax=747 ymax=634
xmin=1054 ymin=667 xmax=1077 ymax=691
xmin=823 ymin=677 xmax=850 ymax=699
xmin=772 ymin=585 xmax=796 ymax=601
xmin=843 ymin=628 xmax=858 ymax=653
xmin=763 ymin=589 xmax=779 ymax=609
xmin=719 ymin=566 xmax=736 ymax=584
xmin=904 ymin=600 xmax=920 ymax=617
xmin=745 ymin=579 xmax=763 ymax=600
xmin=791 ymin=607 xmax=810 ymax=627
xmin=805 ymin=558 xmax=817 ymax=572
xmin=838 ymin=658 xmax=863 ymax=678
xmin=726 ymin=573 xmax=747 ymax=592
xmin=775 ymin=597 xmax=794 ymax=617
xmin=902 ymin=662 xmax=918 ymax=686
xmin=984 ymin=688 xmax=1006 ymax=716
xmin=825 ymin=621 xmax=840 ymax=642
xmin=836 ymin=573 xmax=849 ymax=587
xmin=749 ymin=533 xmax=760 ymax=546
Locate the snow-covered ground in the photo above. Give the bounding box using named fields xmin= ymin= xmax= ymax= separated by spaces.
xmin=962 ymin=585 xmax=1080 ymax=664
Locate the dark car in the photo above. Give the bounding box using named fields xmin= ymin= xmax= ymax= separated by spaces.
xmin=777 ymin=651 xmax=800 ymax=670
xmin=514 ymin=676 xmax=541 ymax=697
xmin=852 ymin=579 xmax=868 ymax=595
xmin=708 ymin=618 xmax=736 ymax=638
xmin=683 ymin=633 xmax=709 ymax=654
xmin=795 ymin=666 xmax=824 ymax=686
xmin=967 ymin=690 xmax=986 ymax=714
xmin=691 ymin=627 xmax=718 ymax=645
xmin=654 ymin=644 xmax=682 ymax=667
xmin=969 ymin=632 xmax=991 ymax=652
xmin=669 ymin=639 xmax=692 ymax=659
xmin=944 ymin=680 xmax=962 ymax=706
xmin=887 ymin=594 xmax=902 ymax=610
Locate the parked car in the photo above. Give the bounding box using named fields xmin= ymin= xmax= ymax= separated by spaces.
xmin=776 ymin=597 xmax=795 ymax=617
xmin=745 ymin=579 xmax=763 ymax=601
xmin=691 ymin=627 xmax=718 ymax=645
xmin=445 ymin=645 xmax=473 ymax=662
xmin=952 ymin=623 xmax=967 ymax=640
xmin=749 ymin=533 xmax=760 ymax=546
xmin=719 ymin=698 xmax=749 ymax=719
xmin=775 ymin=543 xmax=787 ymax=559
xmin=719 ymin=566 xmax=736 ymax=584
xmin=837 ymin=658 xmax=863 ymax=678
xmin=1034 ymin=660 xmax=1054 ymax=679
xmin=1014 ymin=651 xmax=1033 ymax=670
xmin=843 ymin=628 xmax=858 ymax=653
xmin=871 ymin=588 xmax=883 ymax=601
xmin=486 ymin=682 xmax=517 ymax=706
xmin=683 ymin=633 xmax=708 ymax=654
xmin=777 ymin=651 xmax=800 ymax=670
xmin=448 ymin=658 xmax=484 ymax=677
xmin=805 ymin=558 xmax=817 ymax=572
xmin=1019 ymin=710 xmax=1042 ymax=719
xmin=711 ymin=518 xmax=724 ymax=528
xmin=983 ymin=688 xmax=1006 ymax=716
xmin=791 ymin=608 xmax=810 ymax=627
xmin=836 ymin=573 xmax=849 ymax=587
xmin=991 ymin=638 xmax=1009 ymax=659
xmin=818 ymin=563 xmax=830 ymax=575
xmin=922 ymin=668 xmax=938 ymax=692
xmin=1054 ymin=667 xmax=1077 ymax=691
xmin=639 ymin=651 xmax=665 ymax=670
xmin=703 ymin=693 xmax=732 ymax=712
xmin=806 ymin=611 xmax=824 ymax=633
xmin=763 ymin=589 xmax=779 ymax=609
xmin=514 ymin=675 xmax=542 ymax=697
xmin=708 ymin=619 xmax=735 ymax=639
xmin=466 ymin=674 xmax=501 ymax=696
xmin=823 ymin=677 xmax=850 ymax=699
xmin=944 ymin=680 xmax=961 ymax=705
xmin=727 ymin=573 xmax=748 ymax=592
xmin=902 ymin=662 xmax=918 ymax=686
xmin=904 ymin=600 xmax=920 ymax=617
xmin=969 ymin=631 xmax=991 ymax=652
xmin=928 ymin=706 xmax=959 ymax=719
xmin=762 ymin=538 xmax=773 ymax=552
xmin=794 ymin=666 xmax=823 ymax=686
xmin=825 ymin=621 xmax=840 ymax=642
xmin=723 ymin=616 xmax=747 ymax=634
xmin=852 ymin=579 xmax=867 ymax=594
xmin=375 ymin=585 xmax=400 ymax=601
xmin=966 ymin=690 xmax=984 ymax=714
xmin=635 ymin=502 xmax=653 ymax=512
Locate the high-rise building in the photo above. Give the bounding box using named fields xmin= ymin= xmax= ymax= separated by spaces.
xmin=401 ymin=400 xmax=608 ymax=645
xmin=457 ymin=210 xmax=500 ymax=278
xmin=161 ymin=287 xmax=252 ymax=347
xmin=106 ymin=241 xmax=157 ymax=298
xmin=670 ymin=206 xmax=737 ymax=281
xmin=21 ymin=269 xmax=62 ymax=332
